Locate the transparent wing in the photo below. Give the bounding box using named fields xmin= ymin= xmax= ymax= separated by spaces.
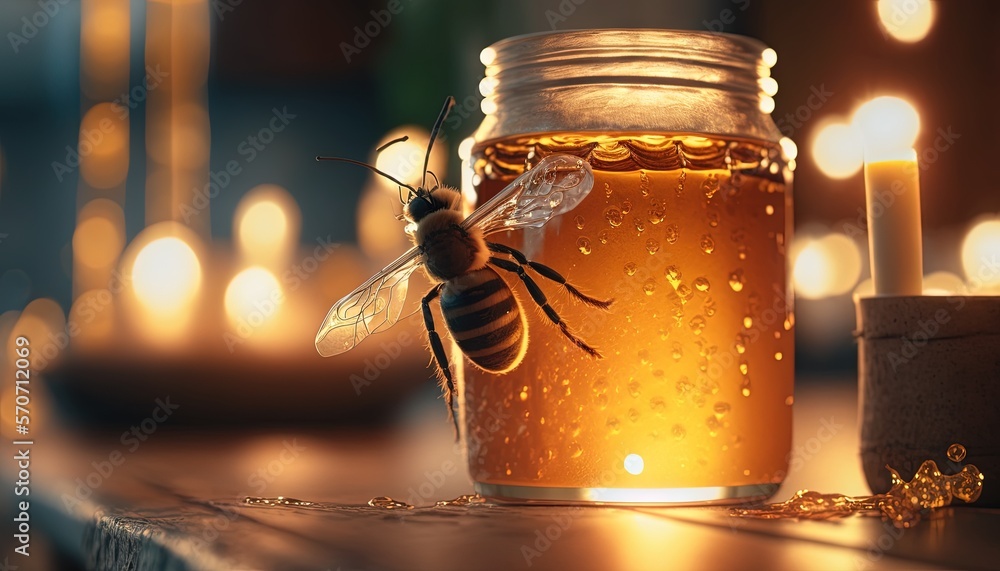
xmin=314 ymin=247 xmax=423 ymax=357
xmin=463 ymin=154 xmax=594 ymax=237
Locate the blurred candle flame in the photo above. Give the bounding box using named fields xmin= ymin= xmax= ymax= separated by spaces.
xmin=877 ymin=0 xmax=936 ymax=43
xmin=852 ymin=96 xmax=921 ymax=162
xmin=235 ymin=184 xmax=300 ymax=269
xmin=961 ymin=218 xmax=1000 ymax=293
xmin=792 ymin=233 xmax=863 ymax=299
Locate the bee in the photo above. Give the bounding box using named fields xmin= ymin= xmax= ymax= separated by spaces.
xmin=315 ymin=97 xmax=611 ymax=433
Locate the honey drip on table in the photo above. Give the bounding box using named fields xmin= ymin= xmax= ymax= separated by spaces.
xmin=731 ymin=444 xmax=985 ymax=528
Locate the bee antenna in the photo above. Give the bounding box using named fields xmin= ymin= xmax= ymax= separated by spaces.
xmin=426 ymin=170 xmax=441 ymax=190
xmin=315 ymin=155 xmax=418 ymax=195
xmin=422 ymin=96 xmax=456 ymax=190
xmin=376 ymin=135 xmax=409 ymax=154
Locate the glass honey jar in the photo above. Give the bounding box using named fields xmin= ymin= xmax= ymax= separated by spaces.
xmin=461 ymin=29 xmax=794 ymax=504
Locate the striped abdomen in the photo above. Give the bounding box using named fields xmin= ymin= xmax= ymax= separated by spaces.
xmin=441 ymin=267 xmax=527 ymax=373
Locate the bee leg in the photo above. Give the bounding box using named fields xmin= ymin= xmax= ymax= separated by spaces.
xmin=423 ymin=285 xmax=460 ymax=439
xmin=487 ymin=242 xmax=613 ymax=309
xmin=489 ymin=256 xmax=602 ymax=358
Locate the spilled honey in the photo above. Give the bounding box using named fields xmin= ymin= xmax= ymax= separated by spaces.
xmin=243 ymin=496 xmax=315 ymax=507
xmin=367 ymin=496 xmax=414 ymax=510
xmin=435 ymin=493 xmax=488 ymax=507
xmin=731 ymin=444 xmax=985 ymax=528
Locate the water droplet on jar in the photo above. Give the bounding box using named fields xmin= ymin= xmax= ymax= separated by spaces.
xmin=735 ymin=334 xmax=748 ymax=354
xmin=643 ymin=278 xmax=656 ymax=296
xmin=741 ymin=378 xmax=752 ymax=397
xmin=634 ymin=219 xmax=645 ymax=234
xmin=570 ymin=443 xmax=583 ymax=458
xmin=665 ymin=224 xmax=680 ymax=244
xmin=765 ymin=204 xmax=775 ymax=216
xmin=607 ymin=416 xmax=621 ymax=433
xmin=574 ymin=214 xmax=585 ymax=229
xmin=648 ymin=202 xmax=666 ymax=225
xmin=605 ymin=207 xmax=623 ymax=227
xmin=649 ymin=396 xmax=666 ymax=412
xmin=628 ymin=380 xmax=641 ymax=397
xmin=519 ymin=386 xmax=529 ymax=401
xmin=604 ymin=182 xmax=613 ymax=196
xmin=713 ymin=401 xmax=731 ymax=418
xmin=675 ymin=376 xmax=693 ymax=396
xmin=628 ymin=408 xmax=641 ymax=423
xmin=570 ymin=422 xmax=581 ymax=437
xmin=702 ymin=173 xmax=720 ymax=199
xmin=623 ymin=262 xmax=638 ymax=276
xmin=707 ymin=209 xmax=720 ymax=228
xmin=672 ymin=342 xmax=683 ymax=361
xmin=729 ymin=269 xmax=745 ymax=292
xmin=706 ymin=416 xmax=721 ymax=437
xmin=577 ymin=237 xmax=592 ymax=255
xmin=743 ymin=316 xmax=754 ymax=329
xmin=621 ymin=199 xmax=633 ymax=215
xmin=689 ymin=315 xmax=706 ymax=335
xmin=947 ymin=443 xmax=967 ymax=462
xmin=677 ymin=284 xmax=693 ymax=303
xmin=785 ymin=395 xmax=795 ymax=406
xmin=596 ymin=394 xmax=609 ymax=409
xmin=739 ymin=361 xmax=749 ymax=376
xmin=672 ymin=424 xmax=687 ymax=440
xmin=645 ymin=239 xmax=659 ymax=254
xmin=693 ymin=277 xmax=710 ymax=292
xmin=700 ymin=234 xmax=716 ymax=254
xmin=665 ymin=265 xmax=681 ymax=287
xmin=737 ymin=245 xmax=748 ymax=260
xmin=703 ymin=297 xmax=717 ymax=317
xmin=598 ymin=230 xmax=610 ymax=244
xmin=774 ymin=351 xmax=783 ymax=361
xmin=676 ymin=170 xmax=687 ymax=195
xmin=638 ymin=348 xmax=650 ymax=364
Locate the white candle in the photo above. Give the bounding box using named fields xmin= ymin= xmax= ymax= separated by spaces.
xmin=864 ymin=149 xmax=923 ymax=295
xmin=854 ymin=96 xmax=923 ymax=296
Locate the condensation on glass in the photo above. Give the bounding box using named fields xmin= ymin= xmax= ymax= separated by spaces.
xmin=460 ymin=29 xmax=795 ymax=504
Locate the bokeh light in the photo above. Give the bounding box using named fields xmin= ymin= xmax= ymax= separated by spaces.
xmin=225 ymin=266 xmax=282 ymax=327
xmin=792 ymin=233 xmax=864 ymax=299
xmin=131 ymin=237 xmax=202 ymax=313
xmin=851 ymin=96 xmax=920 ymax=161
xmin=74 ymin=199 xmax=125 ymax=270
xmin=922 ymin=271 xmax=967 ymax=295
xmin=961 ymin=218 xmax=1000 ymax=292
xmin=372 ymin=127 xmax=446 ymax=192
xmin=811 ymin=121 xmax=864 ymax=179
xmin=235 ymin=184 xmax=300 ymax=267
xmin=877 ymin=0 xmax=936 ymax=43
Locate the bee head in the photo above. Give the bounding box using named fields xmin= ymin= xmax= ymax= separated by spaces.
xmin=404 ymin=187 xmax=459 ymax=222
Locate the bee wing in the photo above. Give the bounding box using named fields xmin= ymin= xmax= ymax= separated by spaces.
xmin=463 ymin=154 xmax=594 ymax=237
xmin=314 ymin=246 xmax=423 ymax=357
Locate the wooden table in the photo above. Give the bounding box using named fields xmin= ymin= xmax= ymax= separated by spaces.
xmin=22 ymin=378 xmax=1000 ymax=570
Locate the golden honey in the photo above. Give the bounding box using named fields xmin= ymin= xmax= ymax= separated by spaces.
xmin=463 ymin=134 xmax=792 ymax=501
xmin=465 ymin=30 xmax=791 ymax=503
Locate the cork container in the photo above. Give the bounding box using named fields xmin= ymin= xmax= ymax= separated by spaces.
xmin=856 ymin=295 xmax=1000 ymax=507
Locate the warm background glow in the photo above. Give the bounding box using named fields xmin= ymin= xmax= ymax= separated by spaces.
xmin=372 ymin=127 xmax=447 ymax=193
xmin=235 ymin=184 xmax=301 ymax=269
xmin=961 ymin=217 xmax=1000 ymax=292
xmin=132 ymin=237 xmax=202 ymax=313
xmin=225 ymin=266 xmax=282 ymax=327
xmin=811 ymin=121 xmax=864 ymax=179
xmin=792 ymin=233 xmax=863 ymax=299
xmin=851 ymin=96 xmax=921 ymax=161
xmin=877 ymin=0 xmax=936 ymax=43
